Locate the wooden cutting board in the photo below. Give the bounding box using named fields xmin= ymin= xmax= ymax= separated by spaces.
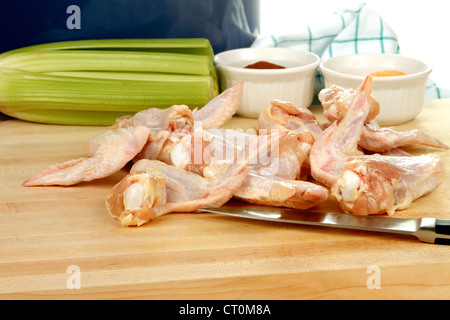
xmin=1 ymin=100 xmax=449 ymax=300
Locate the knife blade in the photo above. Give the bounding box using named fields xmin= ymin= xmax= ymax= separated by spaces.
xmin=199 ymin=206 xmax=450 ymax=245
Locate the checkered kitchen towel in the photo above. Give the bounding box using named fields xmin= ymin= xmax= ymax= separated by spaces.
xmin=251 ymin=3 xmax=447 ymax=99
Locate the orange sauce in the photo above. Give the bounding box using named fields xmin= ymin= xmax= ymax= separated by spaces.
xmin=370 ymin=70 xmax=407 ymax=77
xmin=245 ymin=61 xmax=286 ymax=69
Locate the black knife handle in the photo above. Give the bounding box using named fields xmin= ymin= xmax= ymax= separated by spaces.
xmin=434 ymin=219 xmax=450 ymax=245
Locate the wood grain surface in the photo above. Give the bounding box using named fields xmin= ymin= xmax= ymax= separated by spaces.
xmin=1 ymin=100 xmax=449 ymax=300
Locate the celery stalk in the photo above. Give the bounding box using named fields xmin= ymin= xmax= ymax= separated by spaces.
xmin=0 ymin=50 xmax=215 ymax=76
xmin=0 ymin=69 xmax=215 ymax=125
xmin=0 ymin=38 xmax=214 ymax=59
xmin=0 ymin=69 xmax=214 ymax=110
xmin=0 ymin=38 xmax=219 ymax=125
xmin=47 ymin=71 xmax=218 ymax=96
xmin=6 ymin=109 xmax=134 ymax=126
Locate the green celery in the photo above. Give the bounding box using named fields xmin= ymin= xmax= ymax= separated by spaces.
xmin=0 ymin=38 xmax=215 ymax=59
xmin=0 ymin=50 xmax=215 ymax=76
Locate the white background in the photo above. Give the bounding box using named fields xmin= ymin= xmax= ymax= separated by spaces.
xmin=259 ymin=0 xmax=450 ymax=90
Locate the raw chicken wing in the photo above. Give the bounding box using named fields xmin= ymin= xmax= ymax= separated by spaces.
xmin=318 ymin=84 xmax=380 ymax=123
xmin=111 ymin=104 xmax=194 ymax=132
xmin=314 ymin=75 xmax=446 ymax=215
xmin=23 ymin=126 xmax=151 ymax=186
xmin=318 ymin=84 xmax=448 ymax=152
xmin=310 ymin=76 xmax=372 ymax=188
xmin=133 ymin=81 xmax=244 ymax=162
xmin=203 ymin=131 xmax=328 ymax=209
xmin=192 ymin=81 xmax=243 ymax=129
xmin=258 ymin=99 xmax=323 ymax=140
xmin=359 ymin=120 xmax=449 ymax=152
xmin=258 ymin=99 xmax=323 ymax=176
xmin=332 ymin=154 xmax=445 ymax=215
xmin=232 ymin=173 xmax=329 ymax=210
xmin=106 ymin=131 xmax=287 ymax=226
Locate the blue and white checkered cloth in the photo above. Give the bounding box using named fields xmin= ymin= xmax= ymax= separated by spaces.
xmin=251 ymin=3 xmax=448 ymax=99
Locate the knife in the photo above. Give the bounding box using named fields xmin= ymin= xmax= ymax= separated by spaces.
xmin=199 ymin=205 xmax=450 ymax=245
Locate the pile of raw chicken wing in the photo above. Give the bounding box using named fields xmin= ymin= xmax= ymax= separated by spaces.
xmin=24 ymin=76 xmax=449 ymax=227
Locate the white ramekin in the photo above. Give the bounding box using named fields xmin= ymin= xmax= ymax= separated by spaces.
xmin=320 ymin=53 xmax=432 ymax=126
xmin=214 ymin=48 xmax=320 ymax=118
